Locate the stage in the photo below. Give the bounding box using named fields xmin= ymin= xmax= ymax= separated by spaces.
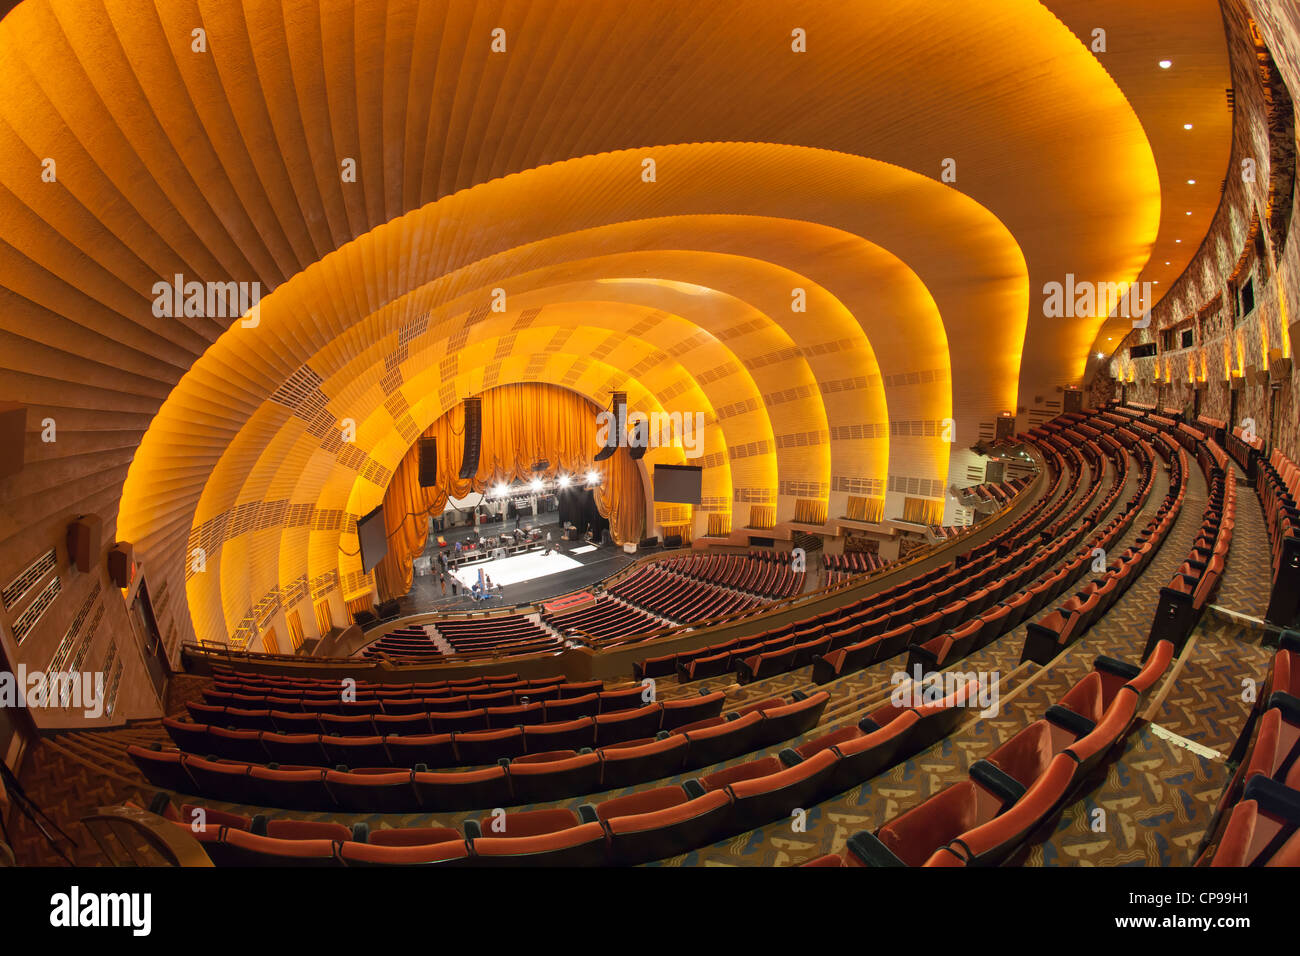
xmin=449 ymin=549 xmax=582 ymax=589
xmin=388 ymin=510 xmax=639 ymax=617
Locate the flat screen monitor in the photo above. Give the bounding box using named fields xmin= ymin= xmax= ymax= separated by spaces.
xmin=653 ymin=464 xmax=703 ymax=505
xmin=357 ymin=505 xmax=388 ymax=574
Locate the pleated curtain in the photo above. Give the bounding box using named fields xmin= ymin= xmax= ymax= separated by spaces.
xmin=373 ymin=384 xmax=646 ymax=600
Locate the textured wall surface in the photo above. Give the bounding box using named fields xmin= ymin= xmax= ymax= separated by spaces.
xmin=1106 ymin=0 xmax=1299 ymax=458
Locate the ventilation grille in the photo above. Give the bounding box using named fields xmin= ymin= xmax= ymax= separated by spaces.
xmin=830 ymin=423 xmax=887 ymax=440
xmin=3 ymin=548 xmax=57 ymax=611
xmin=48 ymin=581 xmax=101 ymax=672
xmin=888 ymin=475 xmax=946 ymax=498
xmin=13 ymin=575 xmax=62 ymax=645
xmin=832 ymin=475 xmax=885 ymax=496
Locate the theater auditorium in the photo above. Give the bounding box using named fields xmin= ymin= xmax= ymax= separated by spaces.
xmin=0 ymin=0 xmax=1298 ymax=889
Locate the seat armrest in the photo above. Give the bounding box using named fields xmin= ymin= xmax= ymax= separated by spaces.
xmin=845 ymin=830 xmax=907 ymax=867
xmin=1242 ymin=775 xmax=1300 ymax=825
xmin=857 ymin=715 xmax=882 ymax=734
xmin=1044 ymin=705 xmax=1097 ymax=739
xmin=1093 ymin=655 xmax=1141 ymax=680
xmin=969 ymin=759 xmax=1027 ymax=808
xmin=1266 ymin=691 xmax=1300 ymax=726
xmin=778 ymin=748 xmax=803 ymax=767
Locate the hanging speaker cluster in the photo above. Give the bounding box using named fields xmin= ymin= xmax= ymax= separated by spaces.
xmin=593 ymin=391 xmax=626 ymax=462
xmin=417 ymin=437 xmax=438 ymax=487
xmin=459 ymin=397 xmax=482 ymax=479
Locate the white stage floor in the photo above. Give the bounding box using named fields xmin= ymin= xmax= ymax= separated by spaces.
xmin=450 ymin=549 xmax=582 ymax=589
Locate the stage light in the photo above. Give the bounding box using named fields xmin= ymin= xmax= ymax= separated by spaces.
xmin=530 ymin=478 xmax=543 ymax=493
xmin=586 ymin=470 xmax=600 ymax=486
xmin=493 ymin=483 xmax=508 ymax=497
xmin=557 ymin=474 xmax=571 ymax=488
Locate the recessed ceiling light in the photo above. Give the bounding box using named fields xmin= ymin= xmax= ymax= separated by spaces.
xmin=1159 ymin=60 xmax=1173 ymax=69
xmin=1186 ymin=211 xmax=1193 ymax=215
xmin=1175 ymin=239 xmax=1182 ymax=243
xmin=1187 ymin=179 xmax=1196 ymax=185
xmin=1165 ymin=261 xmax=1171 ymax=265
xmin=1183 ymin=123 xmax=1193 ymax=130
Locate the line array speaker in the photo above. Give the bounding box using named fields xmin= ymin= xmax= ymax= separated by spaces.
xmin=459 ymin=398 xmax=482 ymax=480
xmin=418 ymin=436 xmax=438 ymax=487
xmin=593 ymin=391 xmax=626 ymax=462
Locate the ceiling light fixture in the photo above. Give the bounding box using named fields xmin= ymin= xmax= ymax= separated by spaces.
xmin=1183 ymin=123 xmax=1193 ymax=130
xmin=1159 ymin=59 xmax=1172 ymax=69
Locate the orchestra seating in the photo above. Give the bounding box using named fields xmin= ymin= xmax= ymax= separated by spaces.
xmin=542 ymin=597 xmax=664 ymax=641
xmin=31 ymin=405 xmax=1285 ymax=873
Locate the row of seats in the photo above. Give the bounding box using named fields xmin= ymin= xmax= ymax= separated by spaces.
xmin=816 ymin=427 xmax=1134 ymax=681
xmin=193 ymin=687 xmax=672 ymax=736
xmin=162 ymin=678 xmax=993 ymax=866
xmin=634 ymin=434 xmax=1080 ymax=687
xmin=128 ymin=692 xmax=831 ymax=812
xmin=1142 ymin=430 xmax=1235 ymax=659
xmin=1198 ymin=632 xmax=1300 ymax=866
xmin=1019 ymin=429 xmax=1183 ymax=665
xmin=803 ymin=641 xmax=1174 ymax=867
xmin=206 ymin=667 xmax=546 ymax=695
xmin=362 ymin=619 xmax=561 ymax=663
xmin=1250 ymin=442 xmax=1300 ymax=627
xmin=610 ymin=564 xmax=762 ymax=623
xmin=542 ymin=596 xmax=664 ymax=641
xmin=657 ymin=551 xmax=806 ymax=600
xmin=201 ymin=679 xmax=619 ymax=718
xmin=162 ymin=694 xmax=726 ymax=769
xmin=920 ymin=424 xmax=1154 ymax=671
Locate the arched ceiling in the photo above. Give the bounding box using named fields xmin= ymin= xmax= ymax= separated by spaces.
xmin=0 ymin=0 xmax=1233 ymax=652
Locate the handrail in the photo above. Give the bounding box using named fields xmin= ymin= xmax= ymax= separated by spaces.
xmin=80 ymin=806 xmax=213 ymax=867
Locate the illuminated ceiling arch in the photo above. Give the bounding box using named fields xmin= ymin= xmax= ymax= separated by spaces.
xmin=119 ymin=145 xmax=1026 ymax=645
xmin=0 ymin=0 xmax=1234 ymax=658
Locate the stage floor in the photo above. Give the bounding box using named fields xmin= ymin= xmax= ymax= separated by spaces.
xmin=449 ymin=549 xmax=581 ymax=588
xmin=388 ymin=511 xmax=639 ymax=618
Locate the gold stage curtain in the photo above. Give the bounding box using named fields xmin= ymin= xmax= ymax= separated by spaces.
xmin=372 ymin=383 xmax=647 ymax=601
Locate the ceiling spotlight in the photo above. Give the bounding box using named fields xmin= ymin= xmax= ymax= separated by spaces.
xmin=1165 ymin=261 xmax=1171 ymax=265
xmin=1175 ymin=239 xmax=1182 ymax=243
xmin=1159 ymin=60 xmax=1172 ymax=69
xmin=1095 ymin=352 xmax=1105 ymax=359
xmin=1186 ymin=211 xmax=1192 ymax=215
xmin=1183 ymin=123 xmax=1193 ymax=130
xmin=1187 ymin=179 xmax=1196 ymax=185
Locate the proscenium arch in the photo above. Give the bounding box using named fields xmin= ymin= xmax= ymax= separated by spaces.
xmin=119 ymin=144 xmax=1031 ymax=648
